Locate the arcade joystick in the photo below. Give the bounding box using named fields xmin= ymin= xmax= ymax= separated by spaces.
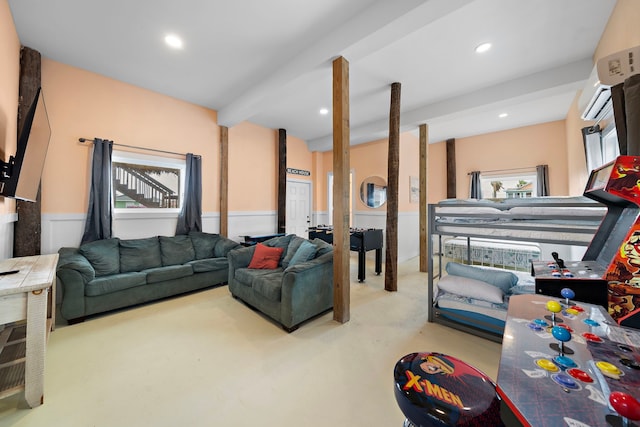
xmin=545 ymin=300 xmax=564 ymax=324
xmin=550 ymin=325 xmax=574 ymax=356
xmin=561 ymin=287 xmax=576 ymax=306
xmin=552 ymin=252 xmax=566 ymax=269
xmin=608 ymin=391 xmax=640 ymax=427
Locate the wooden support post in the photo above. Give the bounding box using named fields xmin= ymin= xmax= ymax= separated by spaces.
xmin=219 ymin=126 xmax=229 ymax=237
xmin=14 ymin=46 xmax=42 ymax=257
xmin=419 ymin=124 xmax=429 ymax=273
xmin=446 ymin=138 xmax=456 ymax=199
xmin=385 ymin=82 xmax=401 ymax=292
xmin=277 ymin=129 xmax=287 ymax=234
xmin=332 ymin=56 xmax=350 ymax=324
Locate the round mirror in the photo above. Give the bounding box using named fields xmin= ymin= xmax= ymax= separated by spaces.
xmin=360 ymin=176 xmax=387 ymax=208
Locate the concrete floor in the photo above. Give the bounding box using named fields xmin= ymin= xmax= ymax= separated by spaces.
xmin=0 ymin=256 xmax=501 ymax=427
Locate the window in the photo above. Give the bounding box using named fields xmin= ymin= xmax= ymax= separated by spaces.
xmin=479 ymin=170 xmax=538 ymax=200
xmin=112 ymin=151 xmax=185 ymax=211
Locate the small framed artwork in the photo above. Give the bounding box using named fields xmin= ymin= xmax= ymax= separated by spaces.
xmin=410 ymin=176 xmax=419 ymax=203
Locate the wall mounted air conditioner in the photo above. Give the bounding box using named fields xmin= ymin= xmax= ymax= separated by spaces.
xmin=578 ymin=65 xmax=612 ymax=121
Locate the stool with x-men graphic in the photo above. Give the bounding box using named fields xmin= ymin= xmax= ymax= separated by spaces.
xmin=393 ymin=352 xmax=503 ymax=426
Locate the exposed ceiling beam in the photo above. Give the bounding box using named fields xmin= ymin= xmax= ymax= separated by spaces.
xmin=217 ymin=0 xmax=472 ymax=128
xmin=307 ymin=58 xmax=593 ymax=151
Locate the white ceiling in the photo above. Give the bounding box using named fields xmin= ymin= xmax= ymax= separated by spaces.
xmin=8 ymin=0 xmax=617 ymax=152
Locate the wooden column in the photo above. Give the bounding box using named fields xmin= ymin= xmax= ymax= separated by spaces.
xmin=14 ymin=46 xmax=41 ymax=257
xmin=277 ymin=129 xmax=287 ymax=234
xmin=419 ymin=124 xmax=428 ymax=273
xmin=385 ymin=82 xmax=401 ymax=292
xmin=446 ymin=138 xmax=456 ymax=199
xmin=219 ymin=126 xmax=229 ymax=237
xmin=332 ymin=56 xmax=350 ymax=324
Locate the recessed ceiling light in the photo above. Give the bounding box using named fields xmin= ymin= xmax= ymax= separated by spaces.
xmin=499 ymin=113 xmax=508 ymax=118
xmin=164 ymin=34 xmax=183 ymax=49
xmin=475 ymin=42 xmax=492 ymax=53
xmin=319 ymin=108 xmax=329 ymax=115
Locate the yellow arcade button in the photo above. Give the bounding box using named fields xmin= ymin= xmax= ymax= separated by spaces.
xmin=546 ymin=300 xmax=562 ymax=313
xmin=536 ymin=359 xmax=559 ymax=372
xmin=596 ymin=361 xmax=622 ymax=376
xmin=566 ymin=308 xmax=579 ymax=316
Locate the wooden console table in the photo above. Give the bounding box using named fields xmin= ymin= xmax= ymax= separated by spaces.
xmin=0 ymin=254 xmax=58 ymax=408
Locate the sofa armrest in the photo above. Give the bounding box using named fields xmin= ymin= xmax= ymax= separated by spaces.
xmin=227 ymin=245 xmax=256 ymax=285
xmin=57 ymin=249 xmax=96 ymax=283
xmin=280 ymin=251 xmax=334 ymax=328
xmin=56 ymin=248 xmax=96 ymax=322
xmin=215 ymin=237 xmax=242 ymax=257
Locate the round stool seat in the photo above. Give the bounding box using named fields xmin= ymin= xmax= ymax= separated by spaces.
xmin=393 ymin=352 xmax=502 ymax=426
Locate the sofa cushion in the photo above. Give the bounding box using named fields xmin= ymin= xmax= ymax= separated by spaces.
xmin=287 ymin=240 xmax=318 ymax=267
xmin=79 ymin=238 xmax=120 ymax=276
xmin=159 ymin=235 xmax=196 ymax=266
xmin=188 ymin=231 xmax=221 ymax=259
xmin=85 ymin=272 xmax=147 ymax=297
xmin=186 ymin=258 xmax=229 ymax=273
xmin=248 ymin=243 xmax=284 ymax=269
xmin=263 ymin=235 xmax=294 ymax=265
xmin=312 ymin=238 xmax=333 ymax=256
xmin=252 ymin=271 xmax=284 ymax=302
xmin=214 ymin=238 xmax=241 ymax=257
xmin=235 ymin=267 xmax=283 ymax=287
xmin=120 ymin=237 xmax=163 ymax=273
xmin=281 ymin=236 xmax=305 ymax=268
xmin=144 ymin=264 xmax=194 ymax=284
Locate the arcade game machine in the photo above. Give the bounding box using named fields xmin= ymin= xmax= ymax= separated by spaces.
xmin=533 ymin=47 xmax=640 ymax=329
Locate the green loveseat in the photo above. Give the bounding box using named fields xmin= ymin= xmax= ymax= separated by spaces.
xmin=228 ymin=234 xmax=334 ymax=332
xmin=56 ymin=232 xmax=240 ymax=324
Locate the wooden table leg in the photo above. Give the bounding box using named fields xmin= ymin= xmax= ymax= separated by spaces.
xmin=24 ymin=289 xmax=47 ymax=408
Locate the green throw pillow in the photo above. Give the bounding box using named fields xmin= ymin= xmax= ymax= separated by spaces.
xmin=287 ymin=240 xmax=318 ymax=267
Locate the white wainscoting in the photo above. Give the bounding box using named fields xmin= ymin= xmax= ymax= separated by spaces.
xmin=41 ymin=211 xmax=279 ymax=254
xmin=312 ymin=210 xmax=420 ymax=263
xmin=40 ymin=209 xmax=420 ymax=261
xmin=227 ymin=210 xmax=277 ymax=242
xmin=0 ymin=213 xmax=17 ymax=260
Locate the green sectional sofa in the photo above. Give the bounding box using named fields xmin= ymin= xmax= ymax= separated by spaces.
xmin=56 ymin=232 xmax=240 ymax=323
xmin=228 ymin=234 xmax=334 ymax=332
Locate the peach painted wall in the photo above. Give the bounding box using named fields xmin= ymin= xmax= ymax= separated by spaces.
xmin=41 ymin=59 xmax=220 ymax=214
xmin=0 ymin=0 xmax=19 ymax=215
xmin=427 ymin=140 xmax=447 ymax=203
xmin=431 ymin=120 xmax=569 ymax=198
xmin=565 ymin=0 xmax=640 ymax=194
xmin=228 ymin=122 xmax=277 ymax=211
xmin=315 ymin=131 xmax=419 ymax=212
xmin=287 ymin=133 xmax=313 ymax=183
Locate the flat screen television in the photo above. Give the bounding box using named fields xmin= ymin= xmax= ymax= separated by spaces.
xmin=0 ymin=87 xmax=51 ymax=202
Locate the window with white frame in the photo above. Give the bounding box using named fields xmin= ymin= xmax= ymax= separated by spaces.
xmin=112 ymin=151 xmax=186 ymax=211
xmin=479 ymin=170 xmax=538 ymax=200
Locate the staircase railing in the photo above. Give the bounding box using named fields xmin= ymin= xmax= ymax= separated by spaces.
xmin=113 ymin=164 xmax=178 ymax=208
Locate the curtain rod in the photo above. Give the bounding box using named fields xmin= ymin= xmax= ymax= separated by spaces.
xmin=78 ymin=138 xmax=192 ymax=158
xmin=467 ymin=166 xmax=538 ymax=175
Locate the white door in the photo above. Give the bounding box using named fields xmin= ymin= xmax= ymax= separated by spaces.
xmin=286 ymin=180 xmax=311 ymax=237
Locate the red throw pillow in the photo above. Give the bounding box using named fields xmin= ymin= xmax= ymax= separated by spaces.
xmin=248 ymin=243 xmax=284 ymax=269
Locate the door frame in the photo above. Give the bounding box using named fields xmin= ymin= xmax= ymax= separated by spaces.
xmin=286 ymin=178 xmax=313 ymax=234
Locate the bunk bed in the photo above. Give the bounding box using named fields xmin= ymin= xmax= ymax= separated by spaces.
xmin=427 ymin=196 xmax=607 ymax=342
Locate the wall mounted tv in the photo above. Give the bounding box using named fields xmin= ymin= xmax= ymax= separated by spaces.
xmin=0 ymin=87 xmax=51 ymax=202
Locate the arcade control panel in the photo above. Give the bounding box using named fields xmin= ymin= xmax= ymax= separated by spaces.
xmin=532 ymin=255 xmax=608 ymax=309
xmin=497 ymin=292 xmax=640 ymax=427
